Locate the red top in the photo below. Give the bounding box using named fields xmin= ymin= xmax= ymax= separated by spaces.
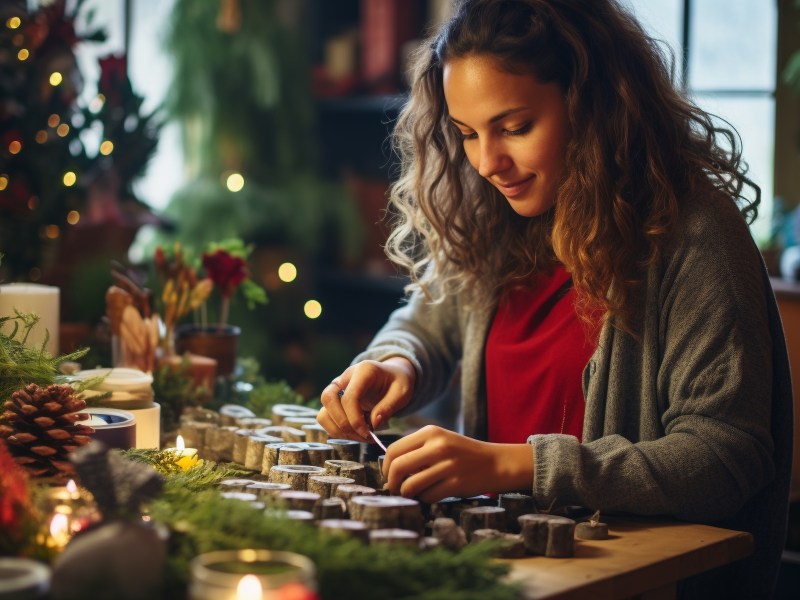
xmin=486 ymin=265 xmax=597 ymax=443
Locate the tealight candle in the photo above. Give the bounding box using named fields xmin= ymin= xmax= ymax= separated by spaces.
xmin=236 ymin=574 xmax=262 ymax=600
xmin=49 ymin=512 xmax=71 ymax=550
xmin=170 ymin=435 xmax=199 ymax=470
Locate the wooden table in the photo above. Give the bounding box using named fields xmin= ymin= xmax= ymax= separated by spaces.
xmin=504 ymin=517 xmax=753 ymax=600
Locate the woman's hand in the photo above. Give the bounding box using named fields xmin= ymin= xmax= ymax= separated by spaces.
xmin=382 ymin=425 xmax=534 ymax=503
xmin=317 ymin=357 xmax=416 ymax=441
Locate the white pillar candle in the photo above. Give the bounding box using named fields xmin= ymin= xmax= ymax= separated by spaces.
xmin=0 ymin=283 xmax=60 ymax=357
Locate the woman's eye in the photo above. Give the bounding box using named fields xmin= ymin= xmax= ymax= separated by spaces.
xmin=505 ymin=123 xmax=532 ymax=136
xmin=459 ymin=131 xmax=477 ymax=141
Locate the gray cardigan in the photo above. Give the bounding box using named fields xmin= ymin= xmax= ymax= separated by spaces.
xmin=356 ymin=193 xmax=793 ymax=599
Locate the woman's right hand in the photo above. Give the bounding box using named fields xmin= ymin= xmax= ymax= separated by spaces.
xmin=316 ymin=357 xmax=416 ymax=441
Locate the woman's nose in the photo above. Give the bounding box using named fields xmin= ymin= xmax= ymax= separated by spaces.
xmin=476 ymin=138 xmax=509 ymax=178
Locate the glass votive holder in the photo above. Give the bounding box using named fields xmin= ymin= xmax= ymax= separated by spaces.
xmin=0 ymin=557 xmax=51 ymax=599
xmin=188 ymin=549 xmax=316 ymax=600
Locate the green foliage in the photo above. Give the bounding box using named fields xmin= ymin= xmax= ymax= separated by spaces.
xmin=0 ymin=311 xmax=88 ymax=402
xmin=152 ymin=360 xmax=211 ymax=433
xmin=147 ymin=482 xmax=520 ymax=600
xmin=122 ymin=448 xmax=248 ymax=492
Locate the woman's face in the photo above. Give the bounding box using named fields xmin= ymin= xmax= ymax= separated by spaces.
xmin=443 ymin=54 xmax=569 ymax=218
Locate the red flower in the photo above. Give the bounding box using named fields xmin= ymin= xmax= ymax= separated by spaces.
xmin=0 ymin=439 xmax=31 ymax=547
xmin=202 ymin=249 xmax=248 ymax=298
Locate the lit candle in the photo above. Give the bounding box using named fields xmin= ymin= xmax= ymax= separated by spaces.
xmin=49 ymin=512 xmax=71 ymax=550
xmin=170 ymin=435 xmax=199 ymax=470
xmin=66 ymin=479 xmax=79 ymax=500
xmin=236 ymin=574 xmax=262 ymax=600
xmin=0 ymin=283 xmax=59 ymax=356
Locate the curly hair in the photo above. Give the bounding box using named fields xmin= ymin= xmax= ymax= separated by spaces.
xmin=385 ymin=0 xmax=759 ymax=335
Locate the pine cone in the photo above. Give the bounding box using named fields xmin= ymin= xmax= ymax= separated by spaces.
xmin=0 ymin=383 xmax=94 ymax=478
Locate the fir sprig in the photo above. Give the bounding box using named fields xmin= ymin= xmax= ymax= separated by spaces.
xmin=147 ymin=484 xmax=520 ymax=600
xmin=0 ymin=312 xmax=89 ymax=403
xmin=122 ymin=448 xmax=249 ymax=492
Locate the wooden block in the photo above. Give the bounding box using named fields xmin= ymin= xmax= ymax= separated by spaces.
xmin=327 ymin=438 xmax=360 ymax=462
xmin=236 ymin=417 xmax=272 ymax=429
xmin=261 ymin=442 xmax=290 ymax=474
xmin=325 ymin=459 xmax=367 ymax=485
xmin=271 ymin=404 xmax=318 ymax=425
xmin=575 ymin=520 xmax=609 ymax=540
xmin=244 ymin=435 xmax=283 ymax=471
xmin=268 ymin=465 xmax=325 ymax=491
xmin=307 ymin=475 xmax=355 ymax=499
xmin=232 ymin=429 xmax=256 ymax=465
xmin=460 ymin=506 xmax=506 ymax=541
xmin=545 ymin=517 xmax=576 ymax=558
xmin=277 ymin=490 xmax=321 ymax=512
xmin=303 ymin=442 xmax=334 ymax=467
xmin=319 ymin=518 xmax=369 ymax=543
xmin=313 ymin=497 xmax=347 ymax=520
xmin=302 ymin=423 xmax=328 ymax=443
xmin=177 ymin=421 xmax=214 ymax=454
xmin=246 ymin=481 xmax=291 ymax=499
xmin=370 ymin=528 xmax=420 ymax=548
xmin=218 ymin=479 xmax=256 ymax=493
xmin=204 ymin=426 xmax=238 ymax=462
xmin=219 ymin=404 xmax=255 ymax=426
xmin=518 ymin=514 xmax=564 ymax=556
xmin=278 ymin=443 xmax=308 ymax=466
xmin=499 ymin=492 xmax=537 ymax=533
xmin=257 ymin=425 xmax=307 ymax=443
xmin=431 ymin=517 xmax=467 ymax=551
xmin=220 ymin=491 xmax=258 ymax=502
xmin=351 ymin=495 xmax=424 ymax=532
xmin=266 ymin=509 xmax=315 ymax=523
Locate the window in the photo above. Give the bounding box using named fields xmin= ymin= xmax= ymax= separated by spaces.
xmin=624 ymin=0 xmax=778 ymax=244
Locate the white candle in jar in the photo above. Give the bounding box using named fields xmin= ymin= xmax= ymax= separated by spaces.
xmin=0 ymin=283 xmax=59 ymax=357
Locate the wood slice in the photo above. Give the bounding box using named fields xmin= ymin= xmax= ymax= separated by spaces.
xmin=303 ymin=442 xmax=334 ymax=467
xmin=177 ymin=421 xmax=213 ymax=454
xmin=431 ymin=517 xmax=467 ymax=551
xmin=204 ymin=426 xmax=238 ymax=462
xmin=271 ymin=404 xmax=319 ymax=425
xmin=261 ymin=442 xmax=290 ymax=475
xmin=245 ymin=482 xmax=292 ymax=499
xmin=575 ymin=520 xmax=609 ymax=540
xmin=545 ymin=517 xmax=576 ymax=557
xmin=313 ymin=497 xmax=347 ymax=520
xmin=257 ymin=425 xmax=307 ymax=443
xmin=301 ymin=423 xmax=328 ymax=443
xmin=181 ymin=407 xmax=220 ymax=425
xmin=326 ymin=438 xmax=360 ymax=462
xmin=278 ymin=443 xmax=309 ymax=466
xmin=217 ymin=478 xmax=256 ymax=493
xmin=277 ymin=490 xmax=321 ymax=512
xmin=266 ymin=509 xmax=315 ymax=523
xmin=244 ymin=435 xmax=283 ymax=471
xmin=498 ymin=493 xmax=537 ymax=533
xmin=232 ymin=429 xmax=256 ymax=465
xmin=307 ymin=475 xmax=355 ymax=499
xmin=469 ymin=529 xmax=526 ymax=558
xmin=318 ymin=519 xmax=369 ymax=543
xmin=236 ymin=417 xmax=272 ymax=429
xmin=350 ymin=496 xmax=423 ymax=532
xmin=421 ymin=536 xmax=440 ymax=551
xmin=268 ymin=465 xmax=325 ymax=491
xmin=363 ymin=459 xmax=384 ymax=489
xmin=219 ymin=404 xmax=255 ymax=426
xmin=518 ymin=514 xmax=573 ymax=556
xmin=219 ymin=491 xmax=258 ymax=502
xmin=282 ymin=417 xmax=319 ymax=429
xmin=324 ymin=460 xmax=366 ymax=485
xmin=460 ymin=506 xmax=507 ymax=541
xmin=369 ymin=528 xmax=420 ymax=548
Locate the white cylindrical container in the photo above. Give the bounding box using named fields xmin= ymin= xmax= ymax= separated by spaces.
xmin=0 ymin=283 xmax=59 ymax=357
xmin=73 ymin=368 xmax=160 ymax=449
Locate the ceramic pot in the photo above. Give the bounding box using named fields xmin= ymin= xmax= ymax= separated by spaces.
xmin=175 ymin=324 xmax=241 ymax=378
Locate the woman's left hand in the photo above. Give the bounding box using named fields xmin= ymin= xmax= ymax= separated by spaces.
xmin=382 ymin=425 xmax=534 ymax=503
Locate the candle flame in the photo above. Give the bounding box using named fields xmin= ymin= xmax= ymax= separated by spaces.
xmin=176 ymin=435 xmax=185 ymax=451
xmin=66 ymin=479 xmax=77 ymax=495
xmin=50 ymin=512 xmax=69 ymax=538
xmin=236 ymin=574 xmax=262 ymax=600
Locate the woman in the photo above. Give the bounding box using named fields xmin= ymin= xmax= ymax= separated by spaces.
xmin=317 ymin=1 xmax=792 ymax=597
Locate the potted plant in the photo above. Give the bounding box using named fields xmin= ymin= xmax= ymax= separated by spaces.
xmin=174 ymin=239 xmax=267 ymax=377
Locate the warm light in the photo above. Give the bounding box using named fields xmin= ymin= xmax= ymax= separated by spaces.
xmin=35 ymin=130 xmax=48 ymax=143
xmin=304 ymin=300 xmax=322 ymax=319
xmin=17 ymin=48 xmax=28 ymax=61
xmin=8 ymin=140 xmax=21 ymax=154
xmin=0 ymin=175 xmax=7 ymax=191
xmin=49 ymin=512 xmax=70 ymax=548
xmin=278 ymin=262 xmax=297 ymax=283
xmin=170 ymin=435 xmax=199 ymax=470
xmin=226 ymin=172 xmax=245 ymax=192
xmin=56 ymin=123 xmax=69 ymax=137
xmin=99 ymin=140 xmax=114 ymax=155
xmin=66 ymin=210 xmax=80 ymax=225
xmin=236 ymin=574 xmax=262 ymax=600
xmin=176 ymin=435 xmax=186 ymax=451
xmin=49 ymin=72 xmax=63 ymax=86
xmin=44 ymin=224 xmax=60 ymax=239
xmin=48 ymin=114 xmax=60 ymax=127
xmin=89 ymin=94 xmax=105 ymax=113
xmin=7 ymin=17 xmax=21 ymax=29
xmin=63 ymin=171 xmax=76 ymax=186
xmin=27 ymin=196 xmax=38 ymax=210
xmin=66 ymin=479 xmax=79 ymax=499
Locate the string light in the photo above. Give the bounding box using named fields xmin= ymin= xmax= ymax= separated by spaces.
xmin=0 ymin=175 xmax=7 ymax=191
xmin=35 ymin=130 xmax=48 ymax=143
xmin=17 ymin=48 xmax=28 ymax=61
xmin=226 ymin=172 xmax=245 ymax=192
xmin=66 ymin=211 xmax=80 ymax=225
xmin=89 ymin=94 xmax=105 ymax=113
xmin=8 ymin=140 xmax=21 ymax=154
xmin=278 ymin=262 xmax=297 ymax=283
xmin=48 ymin=114 xmax=60 ymax=127
xmin=44 ymin=224 xmax=60 ymax=239
xmin=7 ymin=17 xmax=21 ymax=29
xmin=49 ymin=72 xmax=63 ymax=86
xmin=99 ymin=141 xmax=114 ymax=155
xmin=63 ymin=172 xmax=76 ymax=186
xmin=28 ymin=196 xmax=38 ymax=210
xmin=56 ymin=123 xmax=69 ymax=137
xmin=303 ymin=300 xmax=322 ymax=319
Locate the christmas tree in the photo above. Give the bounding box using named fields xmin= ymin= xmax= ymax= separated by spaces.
xmin=0 ymin=0 xmax=160 ymax=284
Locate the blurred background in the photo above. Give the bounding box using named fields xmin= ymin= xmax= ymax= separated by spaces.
xmin=0 ymin=0 xmax=796 ymax=399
